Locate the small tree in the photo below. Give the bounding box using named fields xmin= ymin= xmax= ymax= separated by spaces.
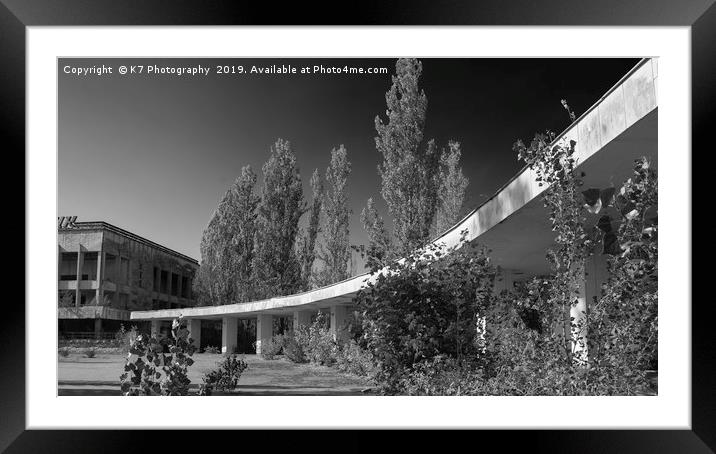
xmin=120 ymin=316 xmax=197 ymax=396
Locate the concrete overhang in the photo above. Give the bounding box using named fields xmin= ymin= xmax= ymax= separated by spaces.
xmin=131 ymin=58 xmax=658 ymax=322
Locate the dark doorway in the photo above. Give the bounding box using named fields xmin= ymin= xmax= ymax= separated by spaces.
xmin=237 ymin=319 xmax=256 ymax=354
xmin=200 ymin=320 xmax=222 ymax=351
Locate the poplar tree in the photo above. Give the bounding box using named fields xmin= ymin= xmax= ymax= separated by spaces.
xmin=226 ymin=166 xmax=260 ymax=302
xmin=374 ymin=58 xmax=441 ymax=257
xmin=360 ymin=197 xmax=392 ymax=272
xmin=194 ymin=165 xmax=260 ymax=306
xmin=434 ymin=141 xmax=469 ymax=235
xmin=317 ymin=145 xmax=352 ymax=286
xmin=297 ymin=168 xmax=323 ymax=290
xmin=254 ymin=138 xmax=305 ymax=297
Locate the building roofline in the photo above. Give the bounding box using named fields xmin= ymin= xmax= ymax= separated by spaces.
xmin=59 ymin=220 xmax=199 ymax=265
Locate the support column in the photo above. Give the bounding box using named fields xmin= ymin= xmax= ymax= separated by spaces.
xmin=570 ymin=254 xmax=609 ymax=365
xmin=75 ymin=246 xmax=84 ymax=307
xmin=151 ymin=320 xmax=160 ymax=338
xmin=330 ymin=305 xmax=349 ymax=341
xmin=94 ymin=318 xmax=102 ymax=340
xmin=95 ymin=250 xmax=104 ymax=306
xmin=187 ymin=319 xmax=202 ymax=348
xmin=292 ymin=310 xmax=312 ymax=332
xmin=255 ymin=314 xmax=273 ymax=356
xmin=222 ymin=317 xmax=238 ymax=354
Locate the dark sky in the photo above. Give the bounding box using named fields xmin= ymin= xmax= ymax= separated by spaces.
xmin=58 ymin=57 xmax=639 ymax=272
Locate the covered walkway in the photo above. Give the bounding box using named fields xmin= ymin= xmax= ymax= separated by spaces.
xmin=131 ymin=58 xmax=659 ymax=356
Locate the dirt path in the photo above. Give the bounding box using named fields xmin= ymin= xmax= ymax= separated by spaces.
xmin=58 ymin=353 xmax=372 ymax=396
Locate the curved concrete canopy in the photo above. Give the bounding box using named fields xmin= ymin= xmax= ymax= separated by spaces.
xmin=132 ymin=58 xmax=658 ymax=321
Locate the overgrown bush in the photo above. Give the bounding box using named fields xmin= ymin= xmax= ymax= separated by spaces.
xmin=199 ymin=354 xmax=248 ymax=396
xmin=334 ymin=339 xmax=375 ymax=377
xmin=305 ymin=312 xmax=339 ymax=366
xmin=58 ymin=347 xmax=70 ymax=357
xmin=281 ymin=331 xmax=308 ymax=363
xmin=354 ymin=128 xmax=658 ymax=396
xmin=354 ymin=236 xmax=495 ymax=394
xmin=116 ymin=324 xmax=139 ymax=355
xmin=260 ymin=335 xmax=284 ymax=360
xmin=120 ymin=316 xmax=197 ymax=396
xmin=203 ymin=345 xmax=220 ymax=354
xmin=83 ymin=348 xmax=97 ymax=358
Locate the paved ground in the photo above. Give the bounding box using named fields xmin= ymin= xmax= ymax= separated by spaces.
xmin=58 ymin=353 xmax=372 ymax=396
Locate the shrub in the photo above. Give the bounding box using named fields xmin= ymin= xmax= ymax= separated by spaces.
xmin=260 ymin=334 xmax=284 ymax=360
xmin=120 ymin=316 xmax=197 ymax=396
xmin=199 ymin=354 xmax=248 ymax=396
xmin=354 ymin=236 xmax=495 ymax=393
xmin=83 ymin=348 xmax=97 ymax=358
xmin=305 ymin=312 xmax=339 ymax=366
xmin=281 ymin=332 xmax=308 ymax=363
xmin=115 ymin=324 xmax=139 ymax=354
xmin=334 ymin=339 xmax=375 ymax=377
xmin=203 ymin=345 xmax=220 ymax=354
xmin=58 ymin=347 xmax=70 ymax=357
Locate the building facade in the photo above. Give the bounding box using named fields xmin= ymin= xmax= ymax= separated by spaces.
xmin=58 ymin=217 xmax=199 ymax=339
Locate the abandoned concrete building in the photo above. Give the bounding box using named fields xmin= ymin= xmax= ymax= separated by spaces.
xmin=57 ymin=216 xmax=199 ymax=339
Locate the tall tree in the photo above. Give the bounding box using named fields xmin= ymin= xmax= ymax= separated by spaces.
xmin=434 ymin=141 xmax=469 ymax=235
xmin=193 ymin=165 xmax=260 ymax=305
xmin=297 ymin=168 xmax=323 ymax=290
xmin=360 ymin=197 xmax=392 ymax=272
xmin=317 ymin=145 xmax=352 ymax=286
xmin=374 ymin=58 xmax=441 ymax=257
xmin=254 ymin=138 xmax=305 ymax=298
xmin=226 ymin=166 xmax=260 ymax=302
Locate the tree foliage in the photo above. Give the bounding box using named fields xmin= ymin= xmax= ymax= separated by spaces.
xmin=355 ymin=234 xmax=495 ymax=393
xmin=194 ymin=165 xmax=259 ymax=305
xmin=297 ymin=168 xmax=324 ymax=290
xmin=254 ymin=139 xmax=306 ymax=298
xmin=359 ymin=197 xmax=392 ymax=272
xmin=435 ymin=141 xmax=469 ymax=235
xmin=317 ymin=145 xmax=352 ymax=286
xmin=374 ymin=58 xmax=441 ymax=257
xmin=120 ymin=317 xmax=197 ymax=396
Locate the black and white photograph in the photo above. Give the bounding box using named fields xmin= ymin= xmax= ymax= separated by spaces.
xmin=56 ymin=56 xmax=659 ymax=398
xmin=5 ymin=3 xmax=707 ymax=444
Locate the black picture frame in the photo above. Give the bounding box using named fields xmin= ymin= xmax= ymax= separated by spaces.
xmin=4 ymin=0 xmax=711 ymax=451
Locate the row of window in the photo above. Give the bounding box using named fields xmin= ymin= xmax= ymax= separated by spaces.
xmin=59 ymin=252 xmax=192 ymax=299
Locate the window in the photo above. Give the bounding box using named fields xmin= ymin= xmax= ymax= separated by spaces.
xmin=59 ymin=252 xmax=77 ymax=281
xmin=181 ymin=276 xmax=189 ymax=298
xmin=153 ymin=267 xmax=160 ymax=291
xmin=171 ymin=273 xmax=179 ymax=296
